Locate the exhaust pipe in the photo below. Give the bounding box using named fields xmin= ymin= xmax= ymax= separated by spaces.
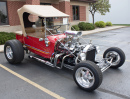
xmin=29 ymin=55 xmax=54 ymax=67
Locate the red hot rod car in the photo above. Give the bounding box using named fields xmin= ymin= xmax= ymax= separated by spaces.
xmin=4 ymin=5 xmax=125 ymax=91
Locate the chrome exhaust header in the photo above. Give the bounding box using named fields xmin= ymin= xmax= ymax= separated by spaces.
xmin=29 ymin=55 xmax=54 ymax=68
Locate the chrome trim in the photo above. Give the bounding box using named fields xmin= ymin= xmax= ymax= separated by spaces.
xmin=61 ymin=54 xmax=72 ymax=69
xmin=83 ymin=44 xmax=91 ymax=53
xmin=29 ymin=55 xmax=54 ymax=67
xmin=64 ymin=64 xmax=74 ymax=70
xmin=6 ymin=46 xmax=13 ymax=60
xmin=54 ymin=53 xmax=64 ymax=69
xmin=97 ymin=58 xmax=113 ymax=72
xmin=75 ymin=67 xmax=95 ymax=88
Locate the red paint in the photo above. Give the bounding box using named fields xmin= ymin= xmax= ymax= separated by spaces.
xmin=16 ymin=34 xmax=24 ymax=44
xmin=16 ymin=33 xmax=66 ymax=59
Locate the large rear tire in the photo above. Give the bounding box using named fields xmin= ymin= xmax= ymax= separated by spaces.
xmin=4 ymin=40 xmax=24 ymax=64
xmin=73 ymin=61 xmax=103 ymax=92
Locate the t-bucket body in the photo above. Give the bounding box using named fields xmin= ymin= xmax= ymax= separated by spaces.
xmin=16 ymin=33 xmax=66 ymax=58
xmin=16 ymin=5 xmax=69 ymax=58
xmin=4 ymin=5 xmax=125 ymax=92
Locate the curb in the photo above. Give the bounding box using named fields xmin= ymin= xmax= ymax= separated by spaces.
xmin=82 ymin=26 xmax=126 ymax=36
xmin=0 ymin=45 xmax=4 ymax=53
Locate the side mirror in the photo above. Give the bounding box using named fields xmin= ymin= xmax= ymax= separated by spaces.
xmin=39 ymin=38 xmax=43 ymax=41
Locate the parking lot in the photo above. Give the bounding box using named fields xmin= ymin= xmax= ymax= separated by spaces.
xmin=0 ymin=27 xmax=130 ymax=99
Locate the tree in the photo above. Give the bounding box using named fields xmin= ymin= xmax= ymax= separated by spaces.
xmin=89 ymin=0 xmax=111 ymax=25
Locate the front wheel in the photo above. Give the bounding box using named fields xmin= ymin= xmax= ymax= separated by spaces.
xmin=73 ymin=61 xmax=103 ymax=92
xmin=103 ymin=47 xmax=125 ymax=68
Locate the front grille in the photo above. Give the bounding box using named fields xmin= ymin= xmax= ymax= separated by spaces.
xmin=86 ymin=48 xmax=96 ymax=62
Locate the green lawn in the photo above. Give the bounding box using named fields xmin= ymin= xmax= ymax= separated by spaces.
xmin=0 ymin=32 xmax=16 ymax=45
xmin=113 ymin=24 xmax=130 ymax=26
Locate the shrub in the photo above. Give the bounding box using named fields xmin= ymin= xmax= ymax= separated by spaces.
xmin=86 ymin=23 xmax=95 ymax=30
xmin=106 ymin=21 xmax=112 ymax=26
xmin=71 ymin=25 xmax=80 ymax=31
xmin=78 ymin=22 xmax=87 ymax=31
xmin=95 ymin=21 xmax=106 ymax=28
xmin=78 ymin=22 xmax=95 ymax=31
xmin=0 ymin=32 xmax=16 ymax=45
xmin=95 ymin=21 xmax=99 ymax=27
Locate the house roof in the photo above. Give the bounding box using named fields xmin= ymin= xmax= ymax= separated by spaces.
xmin=18 ymin=5 xmax=69 ymax=17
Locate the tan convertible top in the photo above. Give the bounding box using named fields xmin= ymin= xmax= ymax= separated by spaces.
xmin=17 ymin=5 xmax=69 ymax=36
xmin=18 ymin=5 xmax=69 ymax=17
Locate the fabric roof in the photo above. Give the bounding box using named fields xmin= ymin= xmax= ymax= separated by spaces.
xmin=18 ymin=5 xmax=69 ymax=17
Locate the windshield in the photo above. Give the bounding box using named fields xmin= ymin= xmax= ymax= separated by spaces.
xmin=46 ymin=17 xmax=70 ymax=35
xmin=23 ymin=12 xmax=70 ymax=38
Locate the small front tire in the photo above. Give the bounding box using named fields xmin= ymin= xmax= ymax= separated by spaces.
xmin=103 ymin=47 xmax=125 ymax=68
xmin=4 ymin=40 xmax=24 ymax=64
xmin=73 ymin=61 xmax=103 ymax=92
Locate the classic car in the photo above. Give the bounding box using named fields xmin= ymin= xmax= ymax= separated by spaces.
xmin=4 ymin=5 xmax=125 ymax=91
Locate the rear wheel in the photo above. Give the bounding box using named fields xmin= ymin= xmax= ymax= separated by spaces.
xmin=4 ymin=40 xmax=24 ymax=64
xmin=103 ymin=47 xmax=125 ymax=68
xmin=73 ymin=61 xmax=103 ymax=91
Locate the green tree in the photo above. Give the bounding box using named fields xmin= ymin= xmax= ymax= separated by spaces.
xmin=89 ymin=0 xmax=111 ymax=25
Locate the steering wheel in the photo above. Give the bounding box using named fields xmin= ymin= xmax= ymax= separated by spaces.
xmin=52 ymin=25 xmax=62 ymax=33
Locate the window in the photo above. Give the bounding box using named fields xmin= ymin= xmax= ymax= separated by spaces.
xmin=40 ymin=3 xmax=51 ymax=5
xmin=73 ymin=6 xmax=79 ymax=20
xmin=0 ymin=1 xmax=8 ymax=25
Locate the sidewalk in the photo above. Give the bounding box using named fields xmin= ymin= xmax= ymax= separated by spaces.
xmin=0 ymin=45 xmax=4 ymax=53
xmin=0 ymin=26 xmax=126 ymax=53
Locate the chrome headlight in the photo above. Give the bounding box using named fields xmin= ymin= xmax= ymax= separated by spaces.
xmin=96 ymin=46 xmax=100 ymax=54
xmin=79 ymin=53 xmax=86 ymax=61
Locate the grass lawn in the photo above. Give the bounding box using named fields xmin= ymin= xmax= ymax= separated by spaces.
xmin=0 ymin=32 xmax=16 ymax=45
xmin=113 ymin=24 xmax=130 ymax=26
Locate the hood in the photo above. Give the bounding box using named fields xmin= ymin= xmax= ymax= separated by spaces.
xmin=47 ymin=33 xmax=66 ymax=43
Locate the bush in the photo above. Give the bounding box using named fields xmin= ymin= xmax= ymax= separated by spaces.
xmin=95 ymin=21 xmax=99 ymax=27
xmin=106 ymin=22 xmax=112 ymax=26
xmin=78 ymin=22 xmax=87 ymax=31
xmin=0 ymin=32 xmax=16 ymax=45
xmin=71 ymin=25 xmax=80 ymax=31
xmin=78 ymin=22 xmax=95 ymax=31
xmin=86 ymin=23 xmax=95 ymax=30
xmin=95 ymin=21 xmax=106 ymax=28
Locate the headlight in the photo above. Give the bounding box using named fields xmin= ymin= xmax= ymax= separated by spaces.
xmin=96 ymin=46 xmax=100 ymax=54
xmin=79 ymin=53 xmax=86 ymax=61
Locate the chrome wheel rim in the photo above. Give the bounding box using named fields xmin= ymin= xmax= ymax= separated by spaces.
xmin=75 ymin=67 xmax=95 ymax=88
xmin=6 ymin=46 xmax=13 ymax=60
xmin=105 ymin=51 xmax=121 ymax=66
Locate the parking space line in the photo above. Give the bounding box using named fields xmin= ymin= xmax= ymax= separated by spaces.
xmin=0 ymin=64 xmax=65 ymax=99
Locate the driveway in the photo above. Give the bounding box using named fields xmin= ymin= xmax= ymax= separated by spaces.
xmin=0 ymin=27 xmax=130 ymax=99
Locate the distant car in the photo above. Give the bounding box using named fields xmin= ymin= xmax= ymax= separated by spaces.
xmin=4 ymin=5 xmax=125 ymax=91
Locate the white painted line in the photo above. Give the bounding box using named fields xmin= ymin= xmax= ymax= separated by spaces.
xmin=0 ymin=64 xmax=65 ymax=99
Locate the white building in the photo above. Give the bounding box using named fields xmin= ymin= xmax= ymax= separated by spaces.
xmin=89 ymin=0 xmax=130 ymax=24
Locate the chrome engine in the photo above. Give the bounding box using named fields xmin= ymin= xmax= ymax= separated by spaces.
xmin=54 ymin=31 xmax=99 ymax=68
xmin=64 ymin=31 xmax=82 ymax=51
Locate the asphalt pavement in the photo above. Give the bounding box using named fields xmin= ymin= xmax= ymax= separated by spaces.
xmin=0 ymin=27 xmax=130 ymax=99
